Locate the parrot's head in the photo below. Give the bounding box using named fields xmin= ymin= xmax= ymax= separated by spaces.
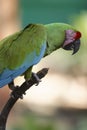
xmin=62 ymin=29 xmax=81 ymax=55
xmin=45 ymin=23 xmax=81 ymax=56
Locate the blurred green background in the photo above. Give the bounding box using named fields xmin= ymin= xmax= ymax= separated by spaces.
xmin=1 ymin=0 xmax=87 ymax=130
xmin=21 ymin=0 xmax=87 ymax=26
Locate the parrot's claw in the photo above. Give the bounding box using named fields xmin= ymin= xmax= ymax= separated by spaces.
xmin=32 ymin=72 xmax=41 ymax=86
xmin=8 ymin=81 xmax=15 ymax=90
xmin=10 ymin=86 xmax=24 ymax=99
xmin=8 ymin=81 xmax=24 ymax=99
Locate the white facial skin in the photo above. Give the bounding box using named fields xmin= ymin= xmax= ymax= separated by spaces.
xmin=63 ymin=30 xmax=76 ymax=47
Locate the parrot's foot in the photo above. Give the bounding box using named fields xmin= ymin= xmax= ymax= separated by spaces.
xmin=31 ymin=72 xmax=41 ymax=86
xmin=10 ymin=86 xmax=24 ymax=99
xmin=8 ymin=81 xmax=25 ymax=99
xmin=8 ymin=81 xmax=16 ymax=90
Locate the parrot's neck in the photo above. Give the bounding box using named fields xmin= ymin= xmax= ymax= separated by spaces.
xmin=44 ymin=41 xmax=62 ymax=57
xmin=44 ymin=23 xmax=66 ymax=57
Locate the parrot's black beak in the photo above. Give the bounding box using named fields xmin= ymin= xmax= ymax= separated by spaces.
xmin=62 ymin=39 xmax=81 ymax=55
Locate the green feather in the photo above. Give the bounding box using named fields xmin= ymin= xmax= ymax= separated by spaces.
xmin=0 ymin=24 xmax=46 ymax=72
xmin=44 ymin=23 xmax=76 ymax=56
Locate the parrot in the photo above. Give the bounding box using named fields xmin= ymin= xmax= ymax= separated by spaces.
xmin=0 ymin=23 xmax=81 ymax=89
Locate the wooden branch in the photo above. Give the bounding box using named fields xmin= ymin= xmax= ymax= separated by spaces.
xmin=0 ymin=68 xmax=49 ymax=130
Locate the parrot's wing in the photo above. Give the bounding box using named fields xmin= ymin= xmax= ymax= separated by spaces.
xmin=0 ymin=24 xmax=47 ymax=87
xmin=0 ymin=30 xmax=23 ymax=72
xmin=0 ymin=24 xmax=46 ymax=71
xmin=0 ymin=42 xmax=46 ymax=87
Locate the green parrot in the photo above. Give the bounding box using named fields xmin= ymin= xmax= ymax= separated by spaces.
xmin=0 ymin=23 xmax=81 ymax=88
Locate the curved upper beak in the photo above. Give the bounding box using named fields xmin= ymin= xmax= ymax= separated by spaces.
xmin=71 ymin=39 xmax=81 ymax=55
xmin=62 ymin=39 xmax=81 ymax=55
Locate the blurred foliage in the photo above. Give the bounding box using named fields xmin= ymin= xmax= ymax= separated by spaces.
xmin=11 ymin=113 xmax=54 ymax=130
xmin=10 ymin=110 xmax=87 ymax=130
xmin=71 ymin=11 xmax=87 ymax=74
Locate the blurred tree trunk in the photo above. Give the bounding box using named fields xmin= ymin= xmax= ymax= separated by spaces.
xmin=0 ymin=0 xmax=21 ymax=109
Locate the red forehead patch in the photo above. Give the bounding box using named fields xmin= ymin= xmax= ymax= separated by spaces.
xmin=74 ymin=31 xmax=81 ymax=40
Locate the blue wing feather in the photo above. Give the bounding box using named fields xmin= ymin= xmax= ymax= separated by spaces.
xmin=0 ymin=42 xmax=46 ymax=87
